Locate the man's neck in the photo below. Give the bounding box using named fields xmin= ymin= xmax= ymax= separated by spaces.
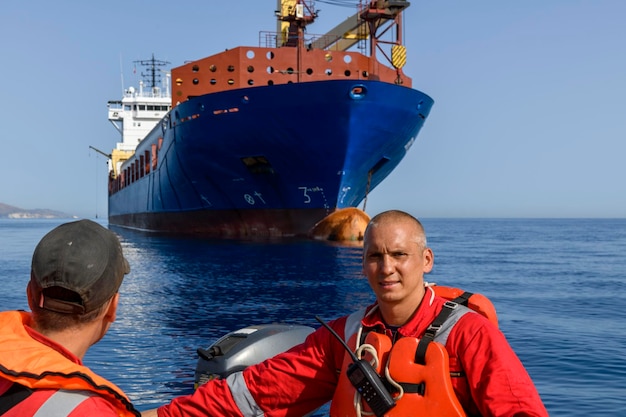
xmin=33 ymin=322 xmax=101 ymax=359
xmin=379 ymin=288 xmax=427 ymax=327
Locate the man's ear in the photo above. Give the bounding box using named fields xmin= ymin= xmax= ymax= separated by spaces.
xmin=26 ymin=281 xmax=36 ymax=311
xmin=423 ymin=247 xmax=434 ymax=273
xmin=104 ymin=293 xmax=120 ymax=323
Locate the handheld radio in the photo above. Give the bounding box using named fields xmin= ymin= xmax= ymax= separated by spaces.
xmin=315 ymin=316 xmax=396 ymax=417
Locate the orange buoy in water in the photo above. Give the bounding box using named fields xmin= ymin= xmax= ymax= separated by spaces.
xmin=309 ymin=208 xmax=370 ymax=242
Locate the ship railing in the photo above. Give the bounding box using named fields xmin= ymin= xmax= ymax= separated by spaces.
xmin=122 ymin=88 xmax=171 ymax=99
xmin=259 ymin=31 xmax=361 ymax=52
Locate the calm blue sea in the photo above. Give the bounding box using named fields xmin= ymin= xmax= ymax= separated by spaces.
xmin=1 ymin=218 xmax=625 ymax=415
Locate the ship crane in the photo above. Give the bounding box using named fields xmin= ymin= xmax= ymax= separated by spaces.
xmin=277 ymin=1 xmax=410 ymax=81
xmin=311 ymin=0 xmax=410 ymax=52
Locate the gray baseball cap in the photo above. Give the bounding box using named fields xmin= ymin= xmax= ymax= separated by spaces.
xmin=29 ymin=219 xmax=130 ymax=314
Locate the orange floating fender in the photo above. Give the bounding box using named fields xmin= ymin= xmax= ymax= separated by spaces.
xmin=429 ymin=284 xmax=498 ymax=328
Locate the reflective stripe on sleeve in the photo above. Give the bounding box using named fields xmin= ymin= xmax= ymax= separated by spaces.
xmin=226 ymin=371 xmax=264 ymax=416
xmin=34 ymin=389 xmax=95 ymax=417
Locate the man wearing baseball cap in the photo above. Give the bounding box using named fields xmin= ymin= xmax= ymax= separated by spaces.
xmin=0 ymin=219 xmax=140 ymax=416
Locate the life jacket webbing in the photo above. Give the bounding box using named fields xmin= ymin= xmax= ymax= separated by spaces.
xmin=0 ymin=383 xmax=33 ymax=414
xmin=34 ymin=389 xmax=95 ymax=417
xmin=449 ymin=291 xmax=473 ymax=308
xmin=415 ymin=299 xmax=465 ymax=365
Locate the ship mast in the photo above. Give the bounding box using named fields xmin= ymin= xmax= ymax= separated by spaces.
xmin=134 ymin=54 xmax=170 ymax=89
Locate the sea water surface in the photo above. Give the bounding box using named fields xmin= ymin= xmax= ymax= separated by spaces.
xmin=1 ymin=218 xmax=625 ymax=415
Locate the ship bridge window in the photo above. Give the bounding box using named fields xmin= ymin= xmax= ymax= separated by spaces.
xmin=124 ymin=105 xmax=131 ymax=111
xmin=241 ymin=156 xmax=274 ymax=174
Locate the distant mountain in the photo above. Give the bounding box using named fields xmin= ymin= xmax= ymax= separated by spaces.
xmin=0 ymin=203 xmax=75 ymax=219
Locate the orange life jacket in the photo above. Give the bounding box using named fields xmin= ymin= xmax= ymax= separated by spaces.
xmin=428 ymin=283 xmax=498 ymax=328
xmin=0 ymin=311 xmax=139 ymax=417
xmin=329 ymin=285 xmax=498 ymax=417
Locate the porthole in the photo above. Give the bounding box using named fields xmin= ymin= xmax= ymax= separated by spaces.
xmin=246 ymin=50 xmax=255 ymax=59
xmin=228 ymin=65 xmax=235 ymax=72
xmin=228 ymin=79 xmax=234 ymax=85
xmin=344 ymin=70 xmax=351 ymax=77
xmin=209 ymin=65 xmax=217 ymax=72
xmin=193 ymin=78 xmax=199 ymax=85
xmin=248 ymin=79 xmax=254 ymax=85
xmin=210 ymin=79 xmax=216 ymax=85
xmin=267 ymin=51 xmax=275 ymax=60
xmin=247 ymin=65 xmax=254 ymax=73
xmin=306 ymin=68 xmax=313 ymax=75
xmin=192 ymin=65 xmax=200 ymax=72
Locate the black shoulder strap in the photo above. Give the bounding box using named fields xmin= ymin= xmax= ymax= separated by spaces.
xmin=0 ymin=383 xmax=33 ymax=415
xmin=450 ymin=291 xmax=473 ymax=307
xmin=414 ymin=295 xmax=470 ymax=365
xmin=414 ymin=301 xmax=456 ymax=364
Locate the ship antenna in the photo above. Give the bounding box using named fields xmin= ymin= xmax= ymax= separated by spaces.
xmin=133 ymin=54 xmax=170 ymax=89
xmin=119 ymin=54 xmax=125 ymax=95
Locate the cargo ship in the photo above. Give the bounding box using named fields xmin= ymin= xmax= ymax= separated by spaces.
xmin=104 ymin=0 xmax=433 ymax=238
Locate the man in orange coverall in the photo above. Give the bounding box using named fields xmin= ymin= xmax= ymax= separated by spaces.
xmin=143 ymin=210 xmax=548 ymax=417
xmin=0 ymin=219 xmax=139 ymax=416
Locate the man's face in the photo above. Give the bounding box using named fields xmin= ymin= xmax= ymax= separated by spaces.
xmin=362 ymin=219 xmax=433 ymax=309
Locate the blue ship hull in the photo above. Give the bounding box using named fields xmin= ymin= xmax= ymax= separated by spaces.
xmin=108 ymin=79 xmax=433 ymax=237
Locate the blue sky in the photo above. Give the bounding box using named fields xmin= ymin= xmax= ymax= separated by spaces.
xmin=1 ymin=1 xmax=624 ymax=219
